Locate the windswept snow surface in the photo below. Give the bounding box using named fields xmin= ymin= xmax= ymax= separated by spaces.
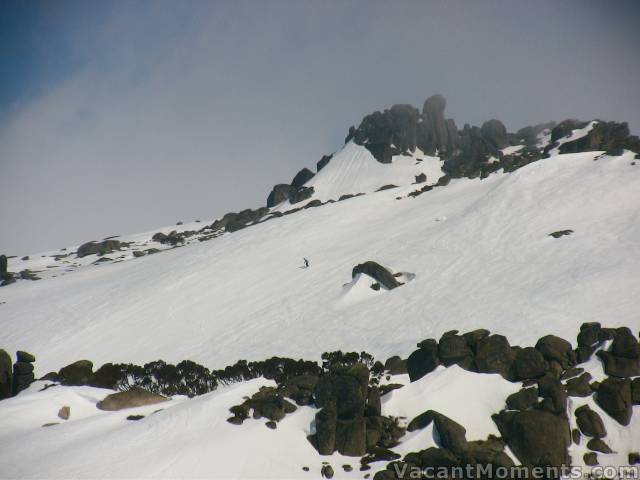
xmin=1 ymin=149 xmax=639 ymax=374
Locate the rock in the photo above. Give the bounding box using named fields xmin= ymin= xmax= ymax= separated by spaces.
xmin=317 ymin=154 xmax=332 ymax=172
xmin=289 ymin=186 xmax=314 ymax=205
xmin=535 ymin=335 xmax=574 ymax=369
xmin=266 ymin=184 xmax=296 ymax=207
xmin=321 ymin=465 xmax=334 ymax=479
xmin=575 ymin=405 xmax=606 ymax=438
xmin=537 ymin=374 xmax=567 ymax=414
xmin=315 ymin=403 xmax=337 ymax=455
xmin=572 ymin=429 xmax=581 ymax=445
xmin=565 ymin=372 xmax=593 ymax=397
xmin=282 ymin=374 xmax=319 ymax=406
xmin=126 ymin=414 xmax=145 ymax=421
xmin=291 ymin=168 xmax=315 ymax=188
xmin=226 ymin=416 xmax=244 ymax=425
xmin=406 ymin=339 xmax=439 ymax=382
xmin=336 ymin=415 xmax=366 ymax=456
xmin=629 ymin=452 xmax=640 ymax=465
xmin=595 ymin=377 xmax=632 ymax=425
xmin=0 ymin=255 xmax=7 ymax=275
xmin=366 ymin=386 xmax=381 ymax=417
xmin=57 ymin=406 xmax=71 ymax=420
xmin=577 ymin=322 xmax=602 ymax=348
xmin=549 ymin=229 xmax=573 ymax=238
xmin=16 ymin=351 xmax=36 ymax=363
xmin=58 ymin=360 xmax=94 ymax=386
xmin=475 ymin=335 xmax=514 ymax=378
xmin=587 ymin=438 xmax=612 ymax=454
xmin=96 ymin=388 xmax=169 ymax=411
xmin=462 ymin=438 xmax=515 ymax=471
xmin=352 ymin=261 xmax=401 ymax=290
xmin=342 ymin=464 xmax=353 ymax=472
xmin=611 ymin=327 xmax=640 ymax=358
xmin=0 ymin=349 xmax=13 ymax=399
xmin=415 ymin=446 xmax=461 ymax=469
xmin=514 ymin=347 xmax=546 ymax=380
xmin=265 ymin=420 xmax=277 ymax=429
xmin=493 ymin=409 xmax=571 ymax=468
xmin=438 ymin=332 xmax=474 ymax=369
xmin=414 ymin=173 xmax=426 ymax=184
xmin=584 ymin=452 xmax=598 ymax=466
xmin=463 ymin=329 xmax=490 ymax=350
xmin=407 ymin=411 xmax=434 ymax=432
xmin=314 ymin=373 xmax=364 ymax=419
xmin=506 ymin=387 xmax=538 ymax=411
xmin=76 ymin=240 xmax=123 ymax=258
xmin=480 ymin=119 xmax=509 ymax=149
xmin=384 ymin=356 xmax=407 ymax=375
xmin=632 ymin=378 xmax=640 ymax=404
xmin=429 ymin=411 xmax=467 ymax=457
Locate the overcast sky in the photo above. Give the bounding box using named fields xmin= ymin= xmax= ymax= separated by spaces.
xmin=1 ymin=0 xmax=639 ymax=255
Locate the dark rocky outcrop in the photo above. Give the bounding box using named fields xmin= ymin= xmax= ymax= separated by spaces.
xmin=493 ymin=409 xmax=571 ymax=469
xmin=57 ymin=360 xmax=94 ymax=386
xmin=575 ymin=405 xmax=606 ymax=439
xmin=595 ymin=377 xmax=633 ymax=426
xmin=556 ymin=121 xmax=640 ymax=156
xmin=12 ymin=350 xmax=36 ymax=395
xmin=291 ymin=168 xmax=315 ymax=188
xmin=0 ymin=349 xmax=13 ymax=399
xmin=506 ymin=387 xmax=538 ymax=411
xmin=437 ymin=331 xmax=474 ymax=370
xmin=406 ymin=339 xmax=439 ymax=382
xmin=474 ymin=335 xmax=514 ymax=379
xmin=97 ymin=388 xmax=169 ymax=411
xmin=352 ymin=261 xmax=401 ymax=291
xmin=514 ymin=347 xmax=546 ymax=380
xmin=76 ymin=240 xmax=124 ymax=258
xmin=317 ymin=154 xmax=332 ymax=172
xmin=535 ymin=335 xmax=575 ymax=370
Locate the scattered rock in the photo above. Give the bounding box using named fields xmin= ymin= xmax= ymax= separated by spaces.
xmin=265 ymin=420 xmax=277 ymax=429
xmin=97 ymin=388 xmax=169 ymax=411
xmin=587 ymin=438 xmax=613 ymax=454
xmin=549 ymin=230 xmax=573 ymax=238
xmin=58 ymin=360 xmax=94 ymax=386
xmin=575 ymin=405 xmax=606 ymax=438
xmin=407 ymin=339 xmax=439 ymax=382
xmin=595 ymin=377 xmax=633 ymax=426
xmin=57 ymin=406 xmax=71 ymax=420
xmin=321 ymin=464 xmax=334 ymax=479
xmin=126 ymin=414 xmax=145 ymax=421
xmin=584 ymin=452 xmax=598 ymax=466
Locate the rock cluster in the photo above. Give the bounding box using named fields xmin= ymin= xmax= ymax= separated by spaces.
xmin=76 ymin=240 xmax=127 ymax=258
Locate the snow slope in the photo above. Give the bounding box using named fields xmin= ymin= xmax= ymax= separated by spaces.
xmin=1 ymin=149 xmax=638 ymax=375
xmin=1 ymin=143 xmax=640 ymax=479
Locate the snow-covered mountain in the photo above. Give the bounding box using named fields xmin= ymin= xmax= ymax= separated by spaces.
xmin=1 ymin=96 xmax=639 ymax=479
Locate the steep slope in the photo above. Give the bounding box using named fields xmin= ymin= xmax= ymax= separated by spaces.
xmin=1 ymin=149 xmax=638 ymax=375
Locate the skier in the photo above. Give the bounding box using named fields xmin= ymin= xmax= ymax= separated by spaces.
xmin=303 ymin=257 xmax=309 ymax=268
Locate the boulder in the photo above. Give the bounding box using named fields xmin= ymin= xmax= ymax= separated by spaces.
xmin=565 ymin=372 xmax=593 ymax=397
xmin=97 ymin=388 xmax=169 ymax=411
xmin=321 ymin=465 xmax=334 ymax=479
xmin=577 ymin=322 xmax=601 ymax=349
xmin=315 ymin=403 xmax=338 ymax=455
xmin=493 ymin=409 xmax=571 ymax=468
xmin=438 ymin=331 xmax=474 ymax=369
xmin=317 ymin=154 xmax=332 ymax=172
xmin=514 ymin=347 xmax=546 ymax=380
xmin=506 ymin=387 xmax=538 ymax=411
xmin=384 ymin=356 xmax=407 ymax=375
xmin=537 ymin=374 xmax=567 ymax=414
xmin=58 ymin=406 xmax=71 ymax=420
xmin=289 ymin=186 xmax=314 ymax=204
xmin=463 ymin=329 xmax=490 ymax=350
xmin=475 ymin=335 xmax=514 ymax=378
xmin=58 ymin=360 xmax=94 ymax=386
xmin=480 ymin=119 xmax=509 ymax=149
xmin=575 ymin=405 xmax=606 ymax=438
xmin=407 ymin=411 xmax=434 ymax=432
xmin=597 ymin=351 xmax=640 ymax=378
xmin=314 ymin=374 xmax=365 ymax=418
xmin=0 ymin=349 xmax=12 ymax=399
xmin=16 ymin=351 xmax=36 ymax=363
xmin=587 ymin=438 xmax=612 ymax=454
xmin=535 ymin=335 xmax=574 ymax=369
xmin=352 ymin=261 xmax=401 ymax=290
xmin=406 ymin=339 xmax=439 ymax=382
xmin=414 ymin=173 xmax=426 ymax=184
xmin=291 ymin=168 xmax=315 ymax=188
xmin=611 ymin=327 xmax=640 ymax=358
xmin=266 ymin=184 xmax=296 ymax=207
xmin=429 ymin=411 xmax=468 ymax=457
xmin=76 ymin=240 xmax=123 ymax=258
xmin=335 ymin=415 xmax=367 ymax=456
xmin=584 ymin=452 xmax=598 ymax=466
xmin=595 ymin=377 xmax=632 ymax=425
xmin=632 ymin=378 xmax=640 ymax=405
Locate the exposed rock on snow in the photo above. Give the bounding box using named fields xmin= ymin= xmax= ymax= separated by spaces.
xmin=96 ymin=388 xmax=169 ymax=411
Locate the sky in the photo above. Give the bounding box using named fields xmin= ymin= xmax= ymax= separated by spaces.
xmin=1 ymin=0 xmax=639 ymax=255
